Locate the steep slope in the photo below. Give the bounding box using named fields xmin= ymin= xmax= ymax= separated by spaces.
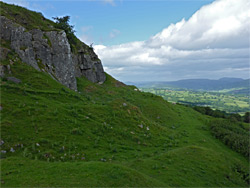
xmin=0 ymin=2 xmax=249 ymax=187
xmin=0 ymin=1 xmax=105 ymax=90
xmin=0 ymin=51 xmax=249 ymax=187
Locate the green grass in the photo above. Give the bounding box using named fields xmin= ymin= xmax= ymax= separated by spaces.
xmin=0 ymin=52 xmax=249 ymax=187
xmin=0 ymin=3 xmax=249 ymax=185
xmin=1 ymin=157 xmax=165 ymax=187
xmin=0 ymin=1 xmax=57 ymax=31
xmin=125 ymin=145 xmax=247 ymax=187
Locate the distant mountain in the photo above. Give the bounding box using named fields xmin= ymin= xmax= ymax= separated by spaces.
xmin=1 ymin=3 xmax=249 ymax=187
xmin=218 ymin=77 xmax=244 ymax=82
xmin=129 ymin=78 xmax=249 ymax=91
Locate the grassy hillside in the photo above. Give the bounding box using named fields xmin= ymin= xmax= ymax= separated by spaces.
xmin=0 ymin=2 xmax=249 ymax=187
xmin=0 ymin=1 xmax=56 ymax=31
xmin=0 ymin=50 xmax=249 ymax=187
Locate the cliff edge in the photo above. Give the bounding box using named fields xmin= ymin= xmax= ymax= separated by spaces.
xmin=0 ymin=2 xmax=106 ymax=90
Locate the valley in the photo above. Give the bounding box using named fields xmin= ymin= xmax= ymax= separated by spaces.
xmin=140 ymin=87 xmax=250 ymax=114
xmin=1 ymin=61 xmax=249 ymax=187
xmin=0 ymin=2 xmax=249 ymax=187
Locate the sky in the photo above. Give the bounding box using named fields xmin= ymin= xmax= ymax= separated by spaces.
xmin=2 ymin=0 xmax=250 ymax=82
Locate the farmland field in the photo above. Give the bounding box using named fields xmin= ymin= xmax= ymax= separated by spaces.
xmin=140 ymin=88 xmax=250 ymax=114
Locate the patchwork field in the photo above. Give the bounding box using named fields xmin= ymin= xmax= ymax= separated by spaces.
xmin=1 ymin=2 xmax=249 ymax=187
xmin=141 ymin=88 xmax=250 ymax=114
xmin=1 ymin=60 xmax=249 ymax=187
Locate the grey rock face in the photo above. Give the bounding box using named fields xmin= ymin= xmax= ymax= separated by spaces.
xmin=74 ymin=50 xmax=106 ymax=83
xmin=0 ymin=16 xmax=106 ymax=90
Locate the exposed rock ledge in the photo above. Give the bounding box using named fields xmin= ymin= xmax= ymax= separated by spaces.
xmin=0 ymin=16 xmax=106 ymax=90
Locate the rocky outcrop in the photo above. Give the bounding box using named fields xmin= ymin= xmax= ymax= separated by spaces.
xmin=74 ymin=49 xmax=106 ymax=84
xmin=0 ymin=16 xmax=106 ymax=90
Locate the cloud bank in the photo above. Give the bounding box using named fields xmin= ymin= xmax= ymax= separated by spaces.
xmin=94 ymin=0 xmax=250 ymax=81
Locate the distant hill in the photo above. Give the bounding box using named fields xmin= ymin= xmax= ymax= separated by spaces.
xmin=130 ymin=78 xmax=250 ymax=91
xmin=0 ymin=2 xmax=249 ymax=187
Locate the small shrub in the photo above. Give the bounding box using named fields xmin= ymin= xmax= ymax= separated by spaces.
xmin=209 ymin=119 xmax=249 ymax=157
xmin=53 ymin=16 xmax=77 ymax=52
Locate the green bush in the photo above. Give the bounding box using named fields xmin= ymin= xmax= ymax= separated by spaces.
xmin=53 ymin=16 xmax=78 ymax=52
xmin=243 ymin=112 xmax=250 ymax=123
xmin=209 ymin=119 xmax=249 ymax=157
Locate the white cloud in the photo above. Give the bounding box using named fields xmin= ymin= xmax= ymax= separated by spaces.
xmin=148 ymin=0 xmax=249 ymax=50
xmin=94 ymin=0 xmax=250 ymax=82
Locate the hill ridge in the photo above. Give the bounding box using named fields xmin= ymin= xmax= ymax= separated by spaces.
xmin=130 ymin=77 xmax=249 ymax=90
xmin=0 ymin=2 xmax=249 ymax=187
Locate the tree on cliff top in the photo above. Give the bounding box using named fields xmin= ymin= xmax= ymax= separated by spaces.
xmin=53 ymin=16 xmax=77 ymax=48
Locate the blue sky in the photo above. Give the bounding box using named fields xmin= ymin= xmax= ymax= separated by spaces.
xmin=2 ymin=0 xmax=250 ymax=82
xmin=3 ymin=0 xmax=214 ymax=46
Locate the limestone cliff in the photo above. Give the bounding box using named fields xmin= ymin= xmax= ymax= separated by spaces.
xmin=0 ymin=15 xmax=106 ymax=90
